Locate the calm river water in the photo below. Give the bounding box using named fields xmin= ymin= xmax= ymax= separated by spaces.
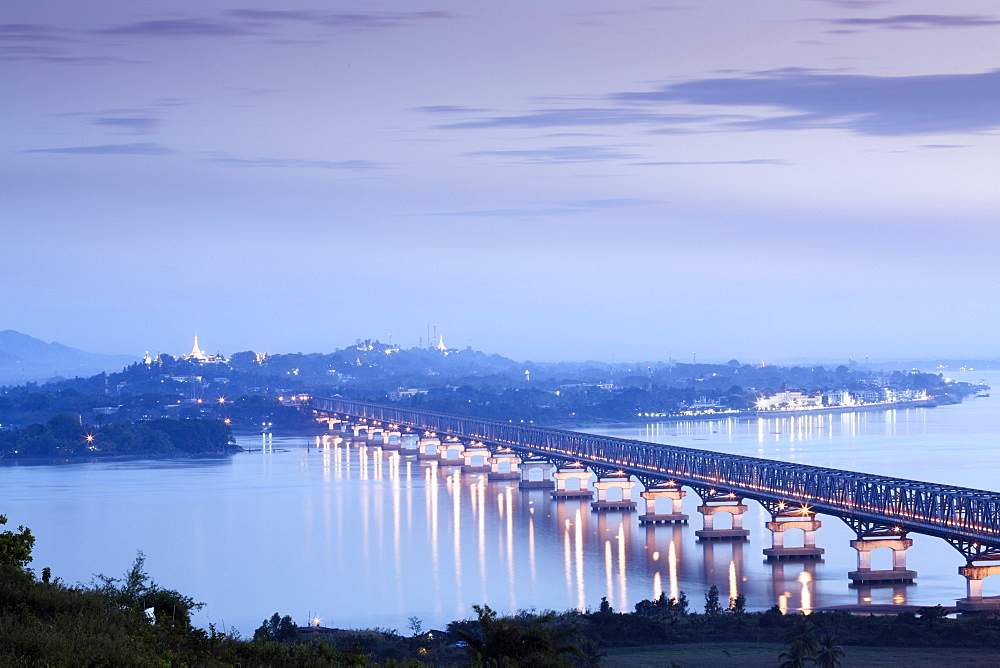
xmin=3 ymin=370 xmax=998 ymax=635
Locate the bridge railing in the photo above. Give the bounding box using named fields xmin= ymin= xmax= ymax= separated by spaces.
xmin=310 ymin=396 xmax=1000 ymax=548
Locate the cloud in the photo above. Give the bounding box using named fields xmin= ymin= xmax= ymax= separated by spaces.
xmin=812 ymin=0 xmax=892 ymax=7
xmin=205 ymin=154 xmax=383 ymax=171
xmin=613 ymin=68 xmax=1000 ymax=136
xmin=823 ymin=14 xmax=1000 ymax=31
xmin=466 ymin=145 xmax=639 ymax=163
xmin=630 ymin=158 xmax=791 ymax=166
xmin=437 ymin=107 xmax=735 ymax=130
xmin=97 ymin=18 xmax=256 ymax=37
xmin=412 ymin=105 xmax=490 ymax=114
xmin=0 ymin=23 xmax=73 ymax=42
xmin=91 ymin=116 xmax=160 ymax=134
xmin=227 ymin=9 xmax=455 ymax=30
xmin=425 ymin=198 xmax=654 ymax=218
xmin=23 ymin=142 xmax=171 ymax=155
xmin=918 ymin=144 xmax=969 ymax=149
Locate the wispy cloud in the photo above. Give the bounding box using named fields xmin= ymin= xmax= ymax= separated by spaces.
xmin=0 ymin=23 xmax=75 ymax=42
xmin=466 ymin=145 xmax=640 ymax=163
xmin=412 ymin=105 xmax=490 ymax=114
xmin=205 ymin=153 xmax=384 ymax=171
xmin=24 ymin=142 xmax=171 ymax=155
xmin=630 ymin=159 xmax=791 ymax=166
xmin=425 ymin=198 xmax=654 ymax=217
xmin=436 ymin=108 xmax=734 ymax=130
xmin=613 ymin=68 xmax=1000 ymax=136
xmin=227 ymin=9 xmax=455 ymax=31
xmin=91 ymin=116 xmax=160 ymax=134
xmin=812 ymin=0 xmax=892 ymax=8
xmin=97 ymin=18 xmax=256 ymax=37
xmin=823 ymin=14 xmax=1000 ymax=32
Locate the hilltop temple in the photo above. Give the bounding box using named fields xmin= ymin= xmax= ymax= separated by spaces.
xmin=181 ymin=334 xmax=227 ymax=364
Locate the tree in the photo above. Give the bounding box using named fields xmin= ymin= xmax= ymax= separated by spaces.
xmin=254 ymin=612 xmax=300 ymax=642
xmin=704 ymin=585 xmax=723 ymax=615
xmin=94 ymin=551 xmax=202 ymax=627
xmin=814 ymin=633 xmax=846 ymax=668
xmin=456 ymin=604 xmax=583 ymax=668
xmin=0 ymin=514 xmax=35 ymax=575
xmin=779 ymin=618 xmax=820 ymax=667
xmin=728 ymin=592 xmax=746 ymax=615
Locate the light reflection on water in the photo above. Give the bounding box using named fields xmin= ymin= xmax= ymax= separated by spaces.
xmin=1 ymin=373 xmax=997 ymax=634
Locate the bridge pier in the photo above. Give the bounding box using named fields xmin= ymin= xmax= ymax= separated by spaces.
xmin=382 ymin=430 xmax=401 ymax=449
xmin=591 ymin=473 xmax=637 ymax=511
xmin=437 ymin=437 xmax=465 ymax=465
xmin=695 ymin=501 xmax=750 ymax=541
xmin=417 ymin=435 xmax=441 ymax=460
xmin=763 ymin=512 xmax=824 ymax=560
xmin=399 ymin=433 xmax=420 ymax=456
xmin=519 ymin=458 xmax=555 ymax=489
xmin=956 ymin=565 xmax=1000 ymax=612
xmin=638 ymin=485 xmax=688 ymax=524
xmin=461 ymin=442 xmax=492 ymax=472
xmin=550 ymin=464 xmax=593 ymax=499
xmin=367 ymin=426 xmax=384 ymax=442
xmin=488 ymin=450 xmax=521 ymax=481
xmin=848 ymin=537 xmax=916 ymax=584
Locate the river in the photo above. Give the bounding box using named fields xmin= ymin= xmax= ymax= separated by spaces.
xmin=3 ymin=369 xmax=997 ymax=635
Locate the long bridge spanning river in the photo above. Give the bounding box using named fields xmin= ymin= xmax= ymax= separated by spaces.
xmin=308 ymin=396 xmax=1000 ymax=610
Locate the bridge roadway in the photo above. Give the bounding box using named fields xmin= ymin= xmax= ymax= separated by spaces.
xmin=308 ymin=397 xmax=1000 ymax=563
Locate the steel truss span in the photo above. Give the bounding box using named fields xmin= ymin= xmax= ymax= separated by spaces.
xmin=310 ymin=397 xmax=1000 ymax=557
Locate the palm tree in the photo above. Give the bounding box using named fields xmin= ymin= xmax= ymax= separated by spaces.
xmin=779 ymin=618 xmax=820 ymax=667
xmin=814 ymin=633 xmax=846 ymax=668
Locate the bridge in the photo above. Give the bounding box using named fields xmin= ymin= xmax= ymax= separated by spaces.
xmin=308 ymin=396 xmax=1000 ymax=610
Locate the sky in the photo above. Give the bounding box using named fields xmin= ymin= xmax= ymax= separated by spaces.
xmin=3 ymin=0 xmax=999 ymax=364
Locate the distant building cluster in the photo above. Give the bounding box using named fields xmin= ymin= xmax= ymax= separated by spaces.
xmin=755 ymin=388 xmax=928 ymax=411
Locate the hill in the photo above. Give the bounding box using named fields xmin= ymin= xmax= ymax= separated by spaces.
xmin=0 ymin=330 xmax=136 ymax=385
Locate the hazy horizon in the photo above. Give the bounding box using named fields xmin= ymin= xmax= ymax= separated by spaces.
xmin=4 ymin=1 xmax=999 ymax=363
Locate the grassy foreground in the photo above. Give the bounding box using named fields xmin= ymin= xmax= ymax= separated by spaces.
xmin=607 ymin=642 xmax=1000 ymax=667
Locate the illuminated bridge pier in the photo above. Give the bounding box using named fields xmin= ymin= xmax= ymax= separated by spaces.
xmin=462 ymin=442 xmax=492 ymax=472
xmin=310 ymin=399 xmax=1000 ymax=609
xmin=551 ymin=463 xmax=593 ymax=500
xmin=638 ymin=482 xmax=688 ymax=524
xmin=519 ymin=457 xmax=555 ymax=490
xmin=693 ymin=487 xmax=750 ymax=541
xmin=591 ymin=472 xmax=637 ymax=512
xmin=761 ymin=501 xmax=824 ymax=561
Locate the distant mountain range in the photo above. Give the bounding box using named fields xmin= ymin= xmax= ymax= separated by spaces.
xmin=0 ymin=330 xmax=136 ymax=385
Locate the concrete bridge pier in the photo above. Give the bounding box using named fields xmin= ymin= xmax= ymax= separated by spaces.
xmin=367 ymin=426 xmax=384 ymax=442
xmin=764 ymin=517 xmax=824 ymax=560
xmin=382 ymin=430 xmax=401 ymax=450
xmin=519 ymin=458 xmax=555 ymax=489
xmin=848 ymin=537 xmax=916 ymax=584
xmin=695 ymin=501 xmax=750 ymax=541
xmin=591 ymin=474 xmax=637 ymax=511
xmin=550 ymin=465 xmax=593 ymax=499
xmin=399 ymin=433 xmax=420 ymax=456
xmin=417 ymin=435 xmax=441 ymax=460
xmin=488 ymin=450 xmax=521 ymax=481
xmin=638 ymin=485 xmax=688 ymax=524
xmin=956 ymin=565 xmax=1000 ymax=613
xmin=461 ymin=442 xmax=492 ymax=472
xmin=351 ymin=424 xmax=367 ymax=438
xmin=438 ymin=438 xmax=465 ymax=466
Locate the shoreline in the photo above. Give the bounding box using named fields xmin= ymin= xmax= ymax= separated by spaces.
xmin=551 ymin=398 xmax=944 ymax=430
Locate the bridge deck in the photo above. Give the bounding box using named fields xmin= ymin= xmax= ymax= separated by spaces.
xmin=310 ymin=397 xmax=1000 ymax=556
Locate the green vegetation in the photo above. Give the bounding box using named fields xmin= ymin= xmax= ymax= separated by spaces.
xmin=6 ymin=514 xmax=1000 ymax=666
xmin=0 ymin=415 xmax=237 ymax=459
